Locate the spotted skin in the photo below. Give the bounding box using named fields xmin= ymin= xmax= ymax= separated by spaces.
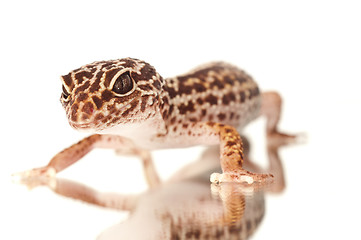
xmin=18 ymin=57 xmax=291 ymax=185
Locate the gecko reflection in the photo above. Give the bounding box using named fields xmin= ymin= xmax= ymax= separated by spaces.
xmin=45 ymin=136 xmax=289 ymax=240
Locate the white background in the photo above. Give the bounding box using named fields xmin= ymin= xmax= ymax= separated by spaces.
xmin=1 ymin=0 xmax=361 ymax=239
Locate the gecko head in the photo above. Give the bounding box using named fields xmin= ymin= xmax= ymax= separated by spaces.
xmin=60 ymin=58 xmax=165 ymax=131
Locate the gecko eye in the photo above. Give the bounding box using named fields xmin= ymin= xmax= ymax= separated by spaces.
xmin=112 ymin=72 xmax=134 ymax=96
xmin=62 ymin=85 xmax=70 ymax=101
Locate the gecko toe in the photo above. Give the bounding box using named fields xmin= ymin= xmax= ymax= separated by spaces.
xmin=12 ymin=167 xmax=57 ymax=189
xmin=210 ymin=171 xmax=274 ymax=185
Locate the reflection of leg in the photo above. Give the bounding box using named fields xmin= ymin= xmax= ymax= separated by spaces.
xmin=267 ymin=146 xmax=286 ymax=193
xmin=53 ymin=178 xmax=138 ymax=211
xmin=214 ymin=183 xmax=246 ymax=226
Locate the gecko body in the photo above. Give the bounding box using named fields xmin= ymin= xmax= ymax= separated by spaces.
xmin=61 ymin=58 xmax=260 ymax=149
xmin=21 ymin=57 xmax=292 ymax=185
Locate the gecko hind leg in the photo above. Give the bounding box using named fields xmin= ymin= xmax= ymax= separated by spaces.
xmin=261 ymin=91 xmax=299 ymax=146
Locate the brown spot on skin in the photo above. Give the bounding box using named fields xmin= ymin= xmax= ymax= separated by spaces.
xmin=188 ymin=130 xmax=192 ymax=135
xmin=82 ymin=102 xmax=94 ymax=115
xmin=101 ymin=117 xmax=108 ymax=123
xmin=101 ymin=90 xmax=113 ymax=101
xmin=92 ymin=96 xmax=103 ymax=109
xmin=71 ymin=104 xmax=78 ymax=122
xmin=74 ymin=81 xmax=90 ymax=95
xmin=121 ymin=100 xmax=139 ymax=117
xmin=164 ymin=86 xmax=177 ymax=98
xmin=178 ymin=101 xmax=195 ymax=114
xmin=162 ymin=95 xmax=169 ymax=105
xmin=178 ymin=84 xmax=193 ymax=95
xmin=210 ymin=78 xmax=224 ymax=89
xmin=170 ymin=117 xmax=176 ymax=124
xmin=201 ymin=109 xmax=207 ymax=116
xmin=89 ymin=77 xmax=101 ymax=93
xmin=182 ymin=123 xmax=188 ymax=128
xmin=95 ymin=113 xmax=104 ymax=120
xmin=138 ymin=63 xmax=156 ymax=80
xmin=226 ymin=141 xmax=237 ymax=147
xmin=196 ymin=98 xmax=203 ymax=104
xmin=61 ymin=74 xmax=73 ymax=88
xmin=140 ymin=96 xmax=149 ymax=112
xmin=217 ymin=113 xmax=226 ymax=121
xmin=193 ymin=83 xmax=207 ymax=92
xmin=189 ymin=117 xmax=197 ymax=122
xmin=228 ymin=92 xmax=236 ymax=102
xmin=168 ymin=104 xmax=174 ymax=116
xmin=223 ymin=75 xmax=234 ymax=85
xmin=249 ymin=87 xmax=260 ymax=99
xmin=208 ymin=114 xmax=214 ymax=121
xmin=122 ymin=59 xmax=137 ymax=69
xmin=206 ymin=122 xmax=215 ymax=127
xmin=240 ymin=91 xmax=246 ymax=102
xmin=237 ymin=157 xmax=243 ymax=166
xmin=107 ymin=104 xmax=117 ymax=114
xmin=173 ymin=126 xmax=177 ymax=132
xmin=222 ymin=94 xmax=230 ymax=105
xmin=235 ymin=76 xmax=248 ymax=85
xmin=205 ymin=94 xmax=218 ymax=105
xmin=74 ymin=71 xmax=93 ymax=84
xmin=254 ymin=87 xmax=260 ymax=96
xmin=162 ymin=110 xmax=168 ymax=119
xmin=225 ymin=128 xmax=233 ymax=133
xmin=153 ymin=80 xmax=161 ymax=90
xmin=77 ymin=92 xmax=88 ymax=102
xmin=111 ymin=116 xmax=121 ymax=124
xmin=138 ymin=84 xmax=153 ymax=91
xmin=230 ymin=112 xmax=235 ymax=119
xmin=81 ymin=113 xmax=89 ymax=121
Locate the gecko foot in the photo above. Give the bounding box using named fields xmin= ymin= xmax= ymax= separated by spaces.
xmin=210 ymin=170 xmax=274 ymax=185
xmin=12 ymin=166 xmax=57 ymax=189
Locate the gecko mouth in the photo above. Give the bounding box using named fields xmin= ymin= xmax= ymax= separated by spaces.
xmin=66 ymin=99 xmax=139 ymax=131
xmin=68 ymin=121 xmax=94 ymax=131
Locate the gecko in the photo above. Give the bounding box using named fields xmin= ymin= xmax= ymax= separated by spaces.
xmin=18 ymin=57 xmax=294 ymax=186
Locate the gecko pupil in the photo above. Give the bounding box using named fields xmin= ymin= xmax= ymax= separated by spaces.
xmin=112 ymin=72 xmax=133 ymax=95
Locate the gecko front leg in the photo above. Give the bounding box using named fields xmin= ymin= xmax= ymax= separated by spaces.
xmin=15 ymin=134 xmax=160 ymax=188
xmin=195 ymin=122 xmax=273 ymax=184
